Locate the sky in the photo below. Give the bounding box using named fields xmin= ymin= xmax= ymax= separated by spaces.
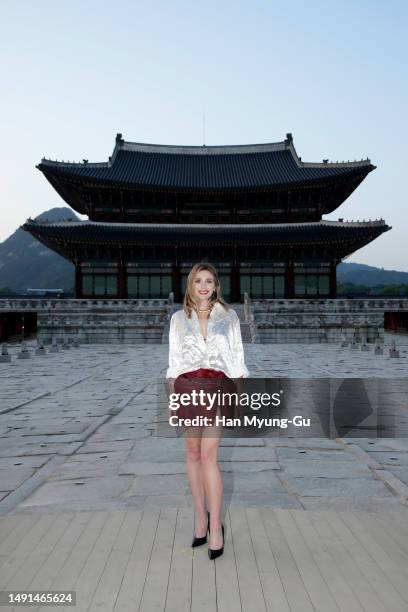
xmin=1 ymin=0 xmax=407 ymax=270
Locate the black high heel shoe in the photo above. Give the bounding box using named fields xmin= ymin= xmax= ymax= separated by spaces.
xmin=208 ymin=524 xmax=224 ymax=560
xmin=192 ymin=511 xmax=210 ymax=547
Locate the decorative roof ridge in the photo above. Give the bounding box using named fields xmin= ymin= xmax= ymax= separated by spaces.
xmin=107 ymin=132 xmax=293 ymax=165
xmin=39 ymin=159 xmax=108 ymax=168
xmin=322 ymin=219 xmax=387 ymax=226
xmin=285 ymin=138 xmax=372 ymax=168
xmin=301 ymin=159 xmax=372 ymax=168
xmin=119 ymin=140 xmax=287 ymax=155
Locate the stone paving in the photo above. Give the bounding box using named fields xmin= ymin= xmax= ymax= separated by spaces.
xmin=0 ymin=334 xmax=407 ymax=516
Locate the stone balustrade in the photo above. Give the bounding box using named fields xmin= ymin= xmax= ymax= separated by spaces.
xmin=2 ymin=296 xmax=407 ymax=345
xmin=251 ymin=298 xmax=408 ymax=344
xmin=0 ymin=297 xmax=173 ymax=344
xmin=253 ymin=298 xmax=408 ymax=312
xmin=0 ymin=298 xmax=169 ymax=312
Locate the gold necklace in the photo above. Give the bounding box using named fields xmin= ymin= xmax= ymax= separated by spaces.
xmin=198 ymin=308 xmax=211 ymax=312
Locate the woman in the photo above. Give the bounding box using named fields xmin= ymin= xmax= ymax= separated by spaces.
xmin=166 ymin=263 xmax=249 ymax=560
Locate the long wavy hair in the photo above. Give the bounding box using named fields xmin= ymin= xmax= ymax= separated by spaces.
xmin=183 ymin=263 xmax=229 ymax=319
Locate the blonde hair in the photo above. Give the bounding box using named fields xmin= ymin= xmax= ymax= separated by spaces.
xmin=183 ymin=263 xmax=229 ymax=319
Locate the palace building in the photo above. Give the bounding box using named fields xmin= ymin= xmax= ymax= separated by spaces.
xmin=22 ymin=133 xmax=390 ymax=302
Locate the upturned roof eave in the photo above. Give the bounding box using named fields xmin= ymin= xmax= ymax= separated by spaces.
xmin=36 ymin=162 xmax=374 ymax=194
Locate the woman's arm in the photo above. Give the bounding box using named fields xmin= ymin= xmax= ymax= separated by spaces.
xmin=230 ymin=311 xmax=250 ymax=378
xmin=166 ymin=316 xmax=182 ymax=420
xmin=166 ymin=314 xmax=182 ymax=380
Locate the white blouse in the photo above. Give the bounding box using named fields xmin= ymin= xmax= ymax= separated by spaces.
xmin=166 ymin=302 xmax=250 ymax=380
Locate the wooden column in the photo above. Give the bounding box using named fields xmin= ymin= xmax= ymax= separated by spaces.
xmin=172 ymin=246 xmax=182 ymax=301
xmin=329 ymin=262 xmax=337 ymax=298
xmin=75 ymin=262 xmax=82 ymax=298
xmin=232 ymin=193 xmax=236 ymax=222
xmin=172 ymin=266 xmax=181 ymax=301
xmin=285 ymin=259 xmax=295 ymax=298
xmin=120 ymin=190 xmax=125 ymax=222
xmin=118 ymin=263 xmax=126 ymax=298
xmin=230 ymin=245 xmax=240 ymax=302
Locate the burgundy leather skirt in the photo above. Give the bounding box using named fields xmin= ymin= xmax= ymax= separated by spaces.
xmin=173 ymin=368 xmax=237 ymax=425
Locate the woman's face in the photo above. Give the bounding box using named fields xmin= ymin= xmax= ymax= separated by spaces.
xmin=192 ymin=270 xmax=216 ymax=300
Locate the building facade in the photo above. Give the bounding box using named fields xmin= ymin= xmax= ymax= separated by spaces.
xmin=22 ymin=133 xmax=390 ymax=302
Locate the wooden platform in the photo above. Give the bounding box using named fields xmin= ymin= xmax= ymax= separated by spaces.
xmin=1 ymin=507 xmax=408 ymax=611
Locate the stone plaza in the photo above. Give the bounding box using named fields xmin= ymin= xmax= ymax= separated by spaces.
xmin=1 ymin=333 xmax=407 ymax=515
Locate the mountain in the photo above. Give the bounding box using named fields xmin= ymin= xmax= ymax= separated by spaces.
xmin=0 ymin=208 xmax=407 ymax=292
xmin=0 ymin=207 xmax=77 ymax=292
xmin=337 ymin=262 xmax=408 ymax=286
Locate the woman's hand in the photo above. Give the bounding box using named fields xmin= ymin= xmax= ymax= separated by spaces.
xmin=167 ymin=378 xmax=175 ymax=395
xmin=166 ymin=378 xmax=176 ymax=422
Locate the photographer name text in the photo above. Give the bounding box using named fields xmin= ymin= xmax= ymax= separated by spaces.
xmin=168 ymin=415 xmax=311 ymax=428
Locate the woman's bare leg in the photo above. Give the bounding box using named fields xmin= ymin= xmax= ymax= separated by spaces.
xmin=185 ymin=428 xmax=207 ymax=537
xmin=201 ymin=419 xmax=224 ymax=549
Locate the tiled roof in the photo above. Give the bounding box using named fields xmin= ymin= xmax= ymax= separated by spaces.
xmin=38 ymin=136 xmax=374 ymax=191
xmin=21 ymin=220 xmax=390 ymax=245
